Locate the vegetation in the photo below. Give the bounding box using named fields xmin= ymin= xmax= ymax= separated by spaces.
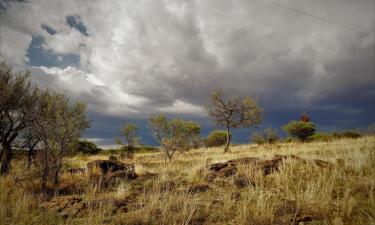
xmin=1 ymin=137 xmax=374 ymax=225
xmin=251 ymin=127 xmax=279 ymax=145
xmin=205 ymin=130 xmax=228 ymax=147
xmin=116 ymin=123 xmax=140 ymax=159
xmin=74 ymin=140 xmax=101 ymax=154
xmin=339 ymin=130 xmax=362 ymax=139
xmin=34 ymin=91 xmax=89 ymax=186
xmin=0 ymin=62 xmax=40 ymax=174
xmin=307 ymin=132 xmax=333 ymax=142
xmin=283 ymin=120 xmax=316 ymax=142
xmin=149 ymin=114 xmax=200 ymax=161
xmin=206 ymin=89 xmax=262 ymax=152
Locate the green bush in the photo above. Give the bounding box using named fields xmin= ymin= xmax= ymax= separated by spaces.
xmin=205 ymin=130 xmax=228 ymax=147
xmin=283 ymin=121 xmax=316 ymax=142
xmin=283 ymin=137 xmax=293 ymax=143
xmin=340 ymin=130 xmax=361 ymax=139
xmin=307 ymin=133 xmax=333 ymax=142
xmin=251 ymin=128 xmax=279 ymax=145
xmin=74 ymin=140 xmax=101 ymax=154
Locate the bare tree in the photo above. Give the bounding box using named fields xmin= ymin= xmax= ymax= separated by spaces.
xmin=0 ymin=62 xmax=40 ymax=174
xmin=206 ymin=89 xmax=262 ymax=152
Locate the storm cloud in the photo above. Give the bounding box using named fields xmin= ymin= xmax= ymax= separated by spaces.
xmin=1 ymin=0 xmax=374 ymax=147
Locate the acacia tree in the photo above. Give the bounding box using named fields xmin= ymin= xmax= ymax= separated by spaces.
xmin=0 ymin=62 xmax=40 ymax=174
xmin=21 ymin=126 xmax=42 ymax=169
xmin=35 ymin=91 xmax=89 ymax=186
xmin=149 ymin=114 xmax=200 ymax=161
xmin=206 ymin=89 xmax=262 ymax=152
xmin=116 ymin=123 xmax=140 ymax=158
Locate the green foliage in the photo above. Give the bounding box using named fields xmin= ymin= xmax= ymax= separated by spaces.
xmin=35 ymin=91 xmax=89 ymax=185
xmin=205 ymin=130 xmax=228 ymax=147
xmin=149 ymin=114 xmax=201 ymax=160
xmin=251 ymin=128 xmax=279 ymax=145
xmin=282 ymin=121 xmax=316 ymax=142
xmin=116 ymin=123 xmax=141 ymax=159
xmin=283 ymin=137 xmax=293 ymax=143
xmin=307 ymin=133 xmax=333 ymax=142
xmin=0 ymin=61 xmax=40 ymax=174
xmin=339 ymin=130 xmax=361 ymax=139
xmin=251 ymin=132 xmax=265 ymax=145
xmin=74 ymin=140 xmax=101 ymax=154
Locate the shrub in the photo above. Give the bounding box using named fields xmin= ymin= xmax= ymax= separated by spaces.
xmin=205 ymin=130 xmax=228 ymax=147
xmin=251 ymin=132 xmax=266 ymax=145
xmin=283 ymin=121 xmax=316 ymax=142
xmin=307 ymin=133 xmax=333 ymax=142
xmin=251 ymin=128 xmax=279 ymax=145
xmin=74 ymin=140 xmax=101 ymax=154
xmin=340 ymin=130 xmax=361 ymax=139
xmin=283 ymin=137 xmax=293 ymax=143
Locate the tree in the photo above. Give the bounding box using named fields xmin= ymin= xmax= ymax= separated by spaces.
xmin=74 ymin=140 xmax=101 ymax=154
xmin=0 ymin=62 xmax=40 ymax=174
xmin=206 ymin=89 xmax=262 ymax=152
xmin=205 ymin=130 xmax=228 ymax=147
xmin=35 ymin=91 xmax=89 ymax=186
xmin=251 ymin=127 xmax=279 ymax=145
xmin=283 ymin=121 xmax=315 ymax=142
xmin=116 ymin=123 xmax=140 ymax=158
xmin=149 ymin=114 xmax=200 ymax=161
xmin=21 ymin=126 xmax=42 ymax=169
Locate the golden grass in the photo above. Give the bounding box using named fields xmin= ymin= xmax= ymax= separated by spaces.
xmin=1 ymin=137 xmax=374 ymax=225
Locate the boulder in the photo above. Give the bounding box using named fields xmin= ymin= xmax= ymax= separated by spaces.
xmin=86 ymin=160 xmax=135 ymax=175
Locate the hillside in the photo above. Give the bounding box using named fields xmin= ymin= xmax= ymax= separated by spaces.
xmin=1 ymin=137 xmax=374 ymax=225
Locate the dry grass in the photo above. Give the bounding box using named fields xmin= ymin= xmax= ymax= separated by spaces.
xmin=1 ymin=137 xmax=374 ymax=225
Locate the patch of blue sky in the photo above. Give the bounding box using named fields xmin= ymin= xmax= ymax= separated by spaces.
xmin=66 ymin=15 xmax=88 ymax=36
xmin=26 ymin=35 xmax=80 ymax=68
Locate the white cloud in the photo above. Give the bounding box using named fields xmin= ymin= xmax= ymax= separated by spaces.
xmin=1 ymin=0 xmax=374 ymax=119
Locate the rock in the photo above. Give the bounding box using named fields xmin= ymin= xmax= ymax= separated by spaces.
xmin=313 ymin=159 xmax=333 ymax=168
xmin=204 ymin=154 xmax=333 ymax=184
xmin=107 ymin=169 xmax=138 ymax=180
xmin=233 ymin=175 xmax=251 ymax=188
xmin=87 ymin=160 xmax=135 ymax=175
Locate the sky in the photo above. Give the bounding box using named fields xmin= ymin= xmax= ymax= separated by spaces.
xmin=0 ymin=0 xmax=374 ymax=148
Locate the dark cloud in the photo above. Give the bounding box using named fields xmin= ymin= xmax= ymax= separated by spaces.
xmin=0 ymin=0 xmax=374 ymax=147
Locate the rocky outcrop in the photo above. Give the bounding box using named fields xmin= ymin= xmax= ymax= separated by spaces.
xmin=86 ymin=160 xmax=135 ymax=176
xmin=203 ymin=154 xmax=333 ymax=183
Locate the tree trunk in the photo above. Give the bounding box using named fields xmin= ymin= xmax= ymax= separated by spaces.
xmin=53 ymin=169 xmax=59 ymax=185
xmin=0 ymin=141 xmax=12 ymax=175
xmin=224 ymin=127 xmax=231 ymax=153
xmin=27 ymin=149 xmax=33 ymax=169
xmin=53 ymin=160 xmax=62 ymax=185
xmin=41 ymin=148 xmax=48 ymax=190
